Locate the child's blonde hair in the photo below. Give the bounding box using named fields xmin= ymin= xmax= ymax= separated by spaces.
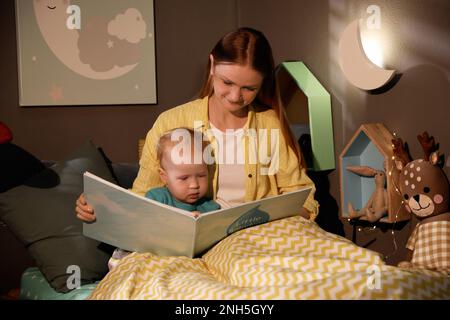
xmin=157 ymin=128 xmax=209 ymax=167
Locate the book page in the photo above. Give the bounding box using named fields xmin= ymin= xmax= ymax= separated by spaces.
xmin=83 ymin=172 xmax=196 ymax=257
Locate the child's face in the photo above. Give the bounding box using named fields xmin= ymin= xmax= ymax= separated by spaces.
xmin=159 ymin=152 xmax=209 ymax=204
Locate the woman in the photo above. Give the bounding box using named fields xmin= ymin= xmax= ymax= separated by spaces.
xmin=76 ymin=27 xmax=319 ymax=222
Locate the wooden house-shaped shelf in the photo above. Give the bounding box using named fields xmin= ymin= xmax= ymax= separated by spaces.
xmin=339 ymin=123 xmax=409 ymax=223
xmin=276 ymin=61 xmax=335 ymax=171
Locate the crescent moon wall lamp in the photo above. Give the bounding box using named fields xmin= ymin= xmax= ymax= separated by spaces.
xmin=338 ymin=19 xmax=396 ymax=91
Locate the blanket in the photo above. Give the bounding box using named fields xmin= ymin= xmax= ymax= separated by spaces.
xmin=89 ymin=216 xmax=450 ymax=299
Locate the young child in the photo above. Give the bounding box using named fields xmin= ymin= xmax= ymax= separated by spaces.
xmin=145 ymin=127 xmax=220 ymax=217
xmin=108 ymin=128 xmax=219 ymax=270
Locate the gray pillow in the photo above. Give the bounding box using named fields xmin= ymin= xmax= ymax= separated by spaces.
xmin=0 ymin=141 xmax=115 ymax=293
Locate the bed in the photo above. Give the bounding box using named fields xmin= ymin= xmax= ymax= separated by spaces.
xmin=2 ymin=140 xmax=449 ymax=300
xmin=89 ymin=216 xmax=450 ymax=300
xmin=19 ymin=268 xmax=98 ymax=300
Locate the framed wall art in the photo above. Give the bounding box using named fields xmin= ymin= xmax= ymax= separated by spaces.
xmin=15 ymin=0 xmax=157 ymax=106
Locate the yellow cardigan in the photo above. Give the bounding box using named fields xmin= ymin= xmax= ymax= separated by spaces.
xmin=131 ymin=96 xmax=319 ymax=219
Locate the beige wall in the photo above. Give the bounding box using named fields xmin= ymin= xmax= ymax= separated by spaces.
xmin=1 ymin=0 xmax=449 ymax=265
xmin=238 ymin=0 xmax=450 ymax=182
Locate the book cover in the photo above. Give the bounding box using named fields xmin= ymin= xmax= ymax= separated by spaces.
xmin=83 ymin=171 xmax=312 ymax=257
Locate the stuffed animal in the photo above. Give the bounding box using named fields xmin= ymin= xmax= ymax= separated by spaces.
xmin=347 ymin=165 xmax=388 ymax=223
xmin=393 ymin=132 xmax=450 ymax=273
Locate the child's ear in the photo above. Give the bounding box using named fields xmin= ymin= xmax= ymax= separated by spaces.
xmin=159 ymin=168 xmax=168 ymax=184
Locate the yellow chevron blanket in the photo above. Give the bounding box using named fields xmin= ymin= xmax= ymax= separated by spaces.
xmin=89 ymin=216 xmax=450 ymax=299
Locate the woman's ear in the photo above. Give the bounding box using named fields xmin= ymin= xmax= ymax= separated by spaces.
xmin=159 ymin=168 xmax=168 ymax=184
xmin=209 ymin=54 xmax=215 ymax=76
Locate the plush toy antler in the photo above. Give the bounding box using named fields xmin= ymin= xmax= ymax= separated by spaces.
xmin=392 ymin=137 xmax=412 ymax=168
xmin=394 ymin=133 xmax=450 ymax=273
xmin=417 ymin=131 xmax=438 ymax=161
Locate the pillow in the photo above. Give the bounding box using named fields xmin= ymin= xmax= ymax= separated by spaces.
xmin=0 ymin=143 xmax=46 ymax=193
xmin=0 ymin=141 xmax=116 ymax=293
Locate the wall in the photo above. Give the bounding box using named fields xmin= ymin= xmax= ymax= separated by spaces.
xmin=237 ymin=0 xmax=450 ymax=264
xmin=0 ymin=0 xmax=449 ymax=278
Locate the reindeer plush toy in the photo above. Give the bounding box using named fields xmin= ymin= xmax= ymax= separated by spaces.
xmin=394 ymin=132 xmax=450 ymax=273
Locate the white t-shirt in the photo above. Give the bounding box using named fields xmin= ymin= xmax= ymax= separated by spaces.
xmin=209 ymin=123 xmax=246 ymax=209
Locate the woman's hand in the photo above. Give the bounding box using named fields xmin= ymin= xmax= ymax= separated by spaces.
xmin=75 ymin=193 xmax=96 ymax=222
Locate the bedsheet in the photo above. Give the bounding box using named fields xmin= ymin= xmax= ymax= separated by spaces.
xmin=89 ymin=216 xmax=450 ymax=299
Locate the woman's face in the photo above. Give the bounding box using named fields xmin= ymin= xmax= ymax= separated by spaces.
xmin=210 ymin=56 xmax=264 ymax=114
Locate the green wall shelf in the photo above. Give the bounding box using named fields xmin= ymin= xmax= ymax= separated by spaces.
xmin=277 ymin=61 xmax=335 ymax=171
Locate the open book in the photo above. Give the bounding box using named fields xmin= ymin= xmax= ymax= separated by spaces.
xmin=83 ymin=171 xmax=312 ymax=258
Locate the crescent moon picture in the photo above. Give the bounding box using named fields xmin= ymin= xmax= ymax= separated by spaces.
xmin=16 ymin=0 xmax=157 ymax=106
xmin=338 ymin=19 xmax=396 ymax=91
xmin=33 ymin=0 xmax=137 ymax=80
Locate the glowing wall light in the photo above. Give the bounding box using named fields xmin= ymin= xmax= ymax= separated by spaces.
xmin=338 ymin=19 xmax=395 ymax=90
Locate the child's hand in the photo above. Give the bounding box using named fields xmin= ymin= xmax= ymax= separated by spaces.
xmin=190 ymin=211 xmax=201 ymax=218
